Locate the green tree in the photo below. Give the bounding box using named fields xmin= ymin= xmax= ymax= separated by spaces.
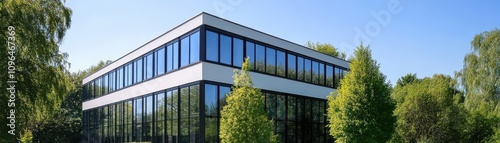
xmin=456 ymin=29 xmax=500 ymax=142
xmin=306 ymin=41 xmax=347 ymax=60
xmin=392 ymin=74 xmax=463 ymax=142
xmin=0 ymin=0 xmax=72 ymax=142
xmin=395 ymin=73 xmax=421 ymax=88
xmin=327 ymin=44 xmax=395 ymax=143
xmin=220 ymin=58 xmax=277 ymax=143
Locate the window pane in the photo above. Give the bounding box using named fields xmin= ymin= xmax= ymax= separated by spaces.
xmin=145 ymin=95 xmax=153 ymax=141
xmin=117 ymin=68 xmax=123 ymax=90
xmin=297 ymin=57 xmax=304 ymax=81
xmin=312 ymin=61 xmax=319 ymax=84
xmin=103 ymin=75 xmax=108 ymax=94
xmin=171 ymin=90 xmax=179 ymax=142
xmin=173 ymin=42 xmax=179 ymax=70
xmin=233 ymin=38 xmax=243 ymax=67
xmin=288 ymin=96 xmax=296 ymax=121
xmin=304 ymin=59 xmax=311 ymax=82
xmin=190 ymin=31 xmax=200 ymax=64
xmin=135 ymin=59 xmax=143 ymax=83
xmin=266 ymin=47 xmax=276 ymax=75
xmin=219 ymin=86 xmax=230 ymax=115
xmin=135 ymin=97 xmax=143 ymax=142
xmin=109 ymin=72 xmax=115 ymax=92
xmin=220 ymin=34 xmax=232 ymax=65
xmin=155 ymin=92 xmax=165 ymax=143
xmin=125 ymin=63 xmax=133 ymax=87
xmin=190 ymin=85 xmax=200 ymax=142
xmin=205 ymin=117 xmax=218 ymax=143
xmin=319 ymin=63 xmax=325 ymax=85
xmin=326 ymin=65 xmax=334 ymax=87
xmin=276 ymin=50 xmax=285 ymax=77
xmin=205 ymin=84 xmax=217 ymax=116
xmin=335 ymin=67 xmax=340 ymax=88
xmin=206 ymin=31 xmax=219 ymax=62
xmin=277 ymin=94 xmax=285 ymax=120
xmin=266 ymin=93 xmax=277 ymax=119
xmin=288 ymin=54 xmax=296 ymax=79
xmin=167 ymin=44 xmax=173 ymax=72
xmin=181 ymin=36 xmax=190 ymax=67
xmin=246 ymin=41 xmax=255 ymax=69
xmin=145 ymin=53 xmax=153 ymax=80
xmin=255 ymin=44 xmax=265 ymax=72
xmin=156 ymin=47 xmax=165 ymax=75
xmin=180 ymin=87 xmax=189 ymax=142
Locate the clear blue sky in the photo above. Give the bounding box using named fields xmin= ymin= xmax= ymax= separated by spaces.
xmin=60 ymin=0 xmax=500 ymax=85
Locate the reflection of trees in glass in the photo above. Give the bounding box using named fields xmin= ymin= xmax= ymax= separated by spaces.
xmin=155 ymin=93 xmax=165 ymax=142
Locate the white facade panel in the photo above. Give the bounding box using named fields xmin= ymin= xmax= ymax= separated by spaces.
xmin=82 ymin=63 xmax=203 ymax=110
xmin=202 ymin=62 xmax=335 ymax=100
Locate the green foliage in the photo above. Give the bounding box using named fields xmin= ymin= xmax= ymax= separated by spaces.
xmin=456 ymin=29 xmax=500 ymax=142
xmin=395 ymin=73 xmax=421 ymax=88
xmin=19 ymin=129 xmax=32 ymax=143
xmin=306 ymin=41 xmax=347 ymax=60
xmin=392 ymin=74 xmax=463 ymax=142
xmin=0 ymin=0 xmax=72 ymax=142
xmin=220 ymin=58 xmax=277 ymax=143
xmin=327 ymin=44 xmax=395 ymax=143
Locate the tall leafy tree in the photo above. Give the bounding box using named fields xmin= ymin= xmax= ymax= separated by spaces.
xmin=220 ymin=58 xmax=277 ymax=143
xmin=327 ymin=44 xmax=395 ymax=142
xmin=306 ymin=41 xmax=347 ymax=60
xmin=392 ymin=74 xmax=463 ymax=142
xmin=456 ymin=29 xmax=500 ymax=142
xmin=0 ymin=0 xmax=72 ymax=142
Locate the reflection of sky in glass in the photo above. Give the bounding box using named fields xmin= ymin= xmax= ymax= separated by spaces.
xmin=206 ymin=31 xmax=218 ymax=62
xmin=156 ymin=47 xmax=165 ymax=75
xmin=147 ymin=95 xmax=153 ymax=115
xmin=219 ymin=86 xmax=230 ymax=107
xmin=205 ymin=84 xmax=217 ymax=116
xmin=190 ymin=31 xmax=200 ymax=64
xmin=220 ymin=34 xmax=232 ymax=65
xmin=233 ymin=38 xmax=243 ymax=67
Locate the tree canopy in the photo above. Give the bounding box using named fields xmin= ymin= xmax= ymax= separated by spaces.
xmin=327 ymin=44 xmax=395 ymax=142
xmin=392 ymin=74 xmax=463 ymax=142
xmin=306 ymin=41 xmax=347 ymax=60
xmin=0 ymin=0 xmax=72 ymax=142
xmin=219 ymin=58 xmax=277 ymax=143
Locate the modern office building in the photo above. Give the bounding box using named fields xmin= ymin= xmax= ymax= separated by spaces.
xmin=82 ymin=12 xmax=349 ymax=143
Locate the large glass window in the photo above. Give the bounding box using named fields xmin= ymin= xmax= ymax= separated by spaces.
xmin=304 ymin=59 xmax=312 ymax=83
xmin=276 ymin=50 xmax=286 ymax=77
xmin=181 ymin=36 xmax=190 ymax=67
xmin=189 ymin=85 xmax=200 ymax=142
xmin=167 ymin=44 xmax=173 ymax=72
xmin=288 ymin=54 xmax=296 ymax=79
xmin=125 ymin=63 xmax=133 ymax=87
xmin=145 ymin=53 xmax=153 ymax=80
xmin=319 ymin=63 xmax=325 ymax=85
xmin=326 ymin=65 xmax=334 ymax=87
xmin=155 ymin=92 xmax=165 ymax=143
xmin=156 ymin=47 xmax=165 ymax=76
xmin=266 ymin=47 xmax=276 ymax=75
xmin=219 ymin=86 xmax=230 ymax=113
xmin=134 ymin=97 xmax=143 ymax=142
xmin=255 ymin=44 xmax=265 ymax=72
xmin=103 ymin=75 xmax=108 ymax=95
xmin=135 ymin=59 xmax=143 ymax=83
xmin=206 ymin=31 xmax=219 ymax=62
xmin=117 ymin=67 xmax=123 ymax=90
xmin=173 ymin=42 xmax=179 ymax=70
xmin=180 ymin=87 xmax=189 ymax=142
xmin=220 ymin=34 xmax=232 ymax=65
xmin=246 ymin=41 xmax=255 ymax=69
xmin=312 ymin=61 xmax=319 ymax=84
xmin=144 ymin=95 xmax=153 ymax=142
xmin=297 ymin=57 xmax=304 ymax=81
xmin=205 ymin=84 xmax=217 ymax=117
xmin=233 ymin=38 xmax=243 ymax=67
xmin=190 ymin=31 xmax=200 ymax=64
xmin=335 ymin=67 xmax=341 ymax=88
xmin=109 ymin=72 xmax=115 ymax=93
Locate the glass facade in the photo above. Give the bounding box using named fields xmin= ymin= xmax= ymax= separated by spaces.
xmin=83 ymin=82 xmax=333 ymax=143
xmin=82 ymin=26 xmax=348 ymax=143
xmin=83 ymin=30 xmax=200 ymax=101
